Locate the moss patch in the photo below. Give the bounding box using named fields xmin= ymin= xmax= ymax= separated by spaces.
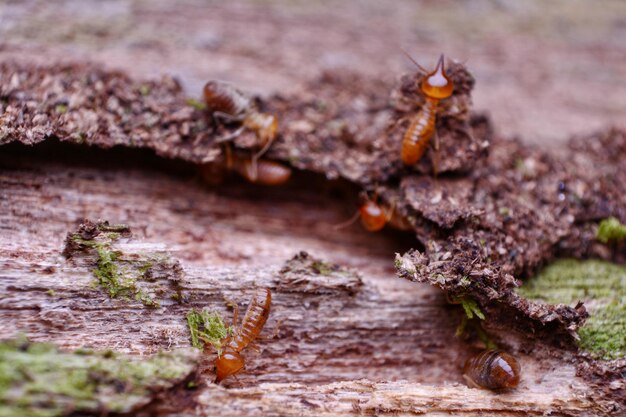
xmin=459 ymin=298 xmax=485 ymax=320
xmin=596 ymin=216 xmax=626 ymax=244
xmin=0 ymin=338 xmax=199 ymax=417
xmin=186 ymin=309 xmax=231 ymax=353
xmin=518 ymin=259 xmax=626 ymax=360
xmin=64 ymin=220 xmax=185 ymax=308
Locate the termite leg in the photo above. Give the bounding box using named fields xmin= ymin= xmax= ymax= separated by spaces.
xmin=225 ymin=297 xmax=240 ymax=327
xmin=384 ymin=200 xmax=396 ymax=222
xmin=215 ymin=126 xmax=245 ymax=144
xmin=234 ymin=375 xmax=243 ymax=387
xmin=247 ymin=341 xmax=262 ymax=353
xmin=213 ymin=111 xmax=242 ymax=124
xmin=221 ymin=143 xmax=234 ymax=171
xmin=250 ymin=138 xmax=275 ymax=180
xmin=257 ymin=318 xmax=282 ymax=340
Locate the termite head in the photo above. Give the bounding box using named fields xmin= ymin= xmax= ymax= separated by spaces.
xmin=359 ymin=199 xmax=387 ymax=232
xmin=420 ymin=54 xmax=454 ymax=100
xmin=215 ymin=349 xmax=245 ymax=383
xmin=244 ymin=112 xmax=279 ymax=146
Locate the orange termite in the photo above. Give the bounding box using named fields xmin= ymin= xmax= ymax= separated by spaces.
xmin=335 ymin=194 xmax=412 ymax=232
xmin=401 ymin=54 xmax=454 ymax=169
xmin=215 ymin=288 xmax=272 ymax=383
xmin=463 ymin=349 xmax=521 ymax=390
xmin=231 ymin=154 xmax=292 ymax=186
xmin=203 ymin=81 xmax=278 ymax=160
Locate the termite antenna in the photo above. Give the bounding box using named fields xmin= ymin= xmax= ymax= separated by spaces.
xmin=400 ymin=47 xmax=428 ymax=73
xmin=332 ymin=210 xmax=361 ymax=230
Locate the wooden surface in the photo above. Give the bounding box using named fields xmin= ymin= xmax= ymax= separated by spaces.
xmin=0 ymin=145 xmax=617 ymax=416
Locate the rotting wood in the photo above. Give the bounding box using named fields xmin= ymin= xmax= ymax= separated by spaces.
xmin=1 ymin=60 xmax=625 ymax=415
xmin=1 ymin=150 xmax=623 ymax=416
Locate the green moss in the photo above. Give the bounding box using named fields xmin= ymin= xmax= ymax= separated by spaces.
xmin=518 ymin=259 xmax=626 ymax=360
xmin=311 ymin=260 xmax=335 ymax=276
xmin=597 ymin=217 xmax=626 ymax=244
xmin=93 ymin=244 xmax=143 ymax=302
xmin=459 ymin=298 xmax=485 ymax=320
xmin=139 ymin=85 xmax=151 ymax=96
xmin=186 ymin=309 xmax=231 ymax=353
xmin=0 ymin=339 xmax=198 ymax=417
xmin=70 ymin=227 xmax=178 ymax=308
xmin=186 ymin=98 xmax=207 ymax=111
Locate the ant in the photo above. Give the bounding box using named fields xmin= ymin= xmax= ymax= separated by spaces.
xmin=215 ymin=288 xmax=272 ymax=383
xmin=400 ymin=53 xmax=455 ymax=175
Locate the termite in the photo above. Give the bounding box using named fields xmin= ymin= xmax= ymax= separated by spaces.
xmin=335 ymin=193 xmax=412 ymax=232
xmin=231 ymin=154 xmax=292 ymax=186
xmin=203 ymin=81 xmax=278 ymax=161
xmin=401 ymin=54 xmax=454 ymax=170
xmin=215 ymin=288 xmax=272 ymax=383
xmin=463 ymin=349 xmax=521 ymax=390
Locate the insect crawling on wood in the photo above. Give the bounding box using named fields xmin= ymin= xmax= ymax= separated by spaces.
xmin=463 ymin=349 xmax=521 ymax=390
xmin=231 ymin=154 xmax=292 ymax=186
xmin=335 ymin=192 xmax=412 ymax=232
xmin=400 ymin=53 xmax=454 ymax=173
xmin=215 ymin=288 xmax=272 ymax=383
xmin=203 ymin=81 xmax=278 ymax=164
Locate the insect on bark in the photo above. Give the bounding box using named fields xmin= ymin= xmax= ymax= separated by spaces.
xmin=463 ymin=349 xmax=521 ymax=390
xmin=203 ymin=81 xmax=279 ymax=164
xmin=215 ymin=288 xmax=272 ymax=383
xmin=334 ymin=193 xmax=412 ymax=232
xmin=401 ymin=54 xmax=454 ymax=171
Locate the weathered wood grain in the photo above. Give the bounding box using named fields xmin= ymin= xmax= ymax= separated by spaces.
xmin=0 ymin=145 xmax=618 ymax=416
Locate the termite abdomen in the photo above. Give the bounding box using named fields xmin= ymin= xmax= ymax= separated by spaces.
xmin=233 ymin=157 xmax=291 ymax=186
xmin=401 ymin=102 xmax=437 ymax=166
xmin=232 ymin=288 xmax=272 ymax=351
xmin=463 ymin=349 xmax=521 ymax=390
xmin=203 ymin=81 xmax=251 ymax=116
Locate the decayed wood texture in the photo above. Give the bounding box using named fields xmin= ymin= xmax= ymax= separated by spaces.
xmin=1 ymin=148 xmax=620 ymax=416
xmin=4 ymin=60 xmax=626 ymax=348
